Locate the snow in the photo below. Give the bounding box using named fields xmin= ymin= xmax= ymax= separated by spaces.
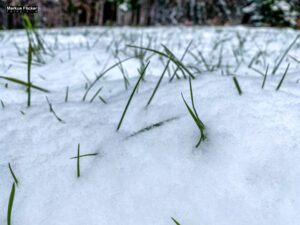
xmin=1 ymin=26 xmax=300 ymax=225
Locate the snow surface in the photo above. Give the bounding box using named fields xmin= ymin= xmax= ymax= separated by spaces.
xmin=1 ymin=26 xmax=300 ymax=225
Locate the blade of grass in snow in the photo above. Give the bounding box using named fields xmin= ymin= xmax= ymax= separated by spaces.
xmin=8 ymin=163 xmax=18 ymax=185
xmin=7 ymin=182 xmax=15 ymax=225
xmin=169 ymin=41 xmax=193 ymax=81
xmin=90 ymin=87 xmax=103 ymax=103
xmin=0 ymin=76 xmax=50 ymax=93
xmin=116 ymin=62 xmax=150 ymax=131
xmin=276 ymin=63 xmax=290 ymax=91
xmin=65 ymin=86 xmax=69 ymax=102
xmin=147 ymin=59 xmax=171 ymax=106
xmin=70 ymin=153 xmax=98 ymax=159
xmin=77 ymin=144 xmax=80 ymax=178
xmin=27 ymin=43 xmax=32 ymax=107
xmin=82 ymin=57 xmax=133 ymax=101
xmin=127 ymin=117 xmax=178 ymax=138
xmin=99 ymin=96 xmax=107 ymax=104
xmin=1 ymin=100 xmax=4 ymax=109
xmin=233 ymin=76 xmax=242 ymax=95
xmin=272 ymin=34 xmax=300 ymax=75
xmin=288 ymin=54 xmax=300 ymax=64
xmin=181 ymin=77 xmax=206 ymax=148
xmin=46 ymin=97 xmax=65 ymax=123
xmin=262 ymin=65 xmax=269 ymax=89
xmin=171 ymin=217 xmax=181 ymax=225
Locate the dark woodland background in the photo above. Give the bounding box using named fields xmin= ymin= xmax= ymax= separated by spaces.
xmin=1 ymin=0 xmax=300 ymax=29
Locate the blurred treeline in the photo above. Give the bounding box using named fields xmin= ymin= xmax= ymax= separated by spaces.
xmin=0 ymin=0 xmax=300 ymax=29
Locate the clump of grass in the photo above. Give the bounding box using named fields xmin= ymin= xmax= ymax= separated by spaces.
xmin=116 ymin=61 xmax=150 ymax=131
xmin=171 ymin=217 xmax=181 ymax=225
xmin=232 ymin=76 xmax=242 ymax=95
xmin=46 ymin=97 xmax=65 ymax=123
xmin=8 ymin=163 xmax=19 ymax=185
xmin=181 ymin=77 xmax=206 ymax=148
xmin=276 ymin=63 xmax=290 ymax=91
xmin=127 ymin=117 xmax=178 ymax=138
xmin=7 ymin=182 xmax=15 ymax=225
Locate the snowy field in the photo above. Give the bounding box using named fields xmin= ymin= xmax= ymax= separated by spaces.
xmin=1 ymin=26 xmax=300 ymax=225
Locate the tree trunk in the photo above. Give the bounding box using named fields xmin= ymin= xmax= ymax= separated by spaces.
xmin=139 ymin=0 xmax=150 ymax=25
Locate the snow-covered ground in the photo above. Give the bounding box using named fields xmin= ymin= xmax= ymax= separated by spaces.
xmin=1 ymin=26 xmax=300 ymax=225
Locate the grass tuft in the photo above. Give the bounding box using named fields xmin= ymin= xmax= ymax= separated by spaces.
xmin=127 ymin=117 xmax=178 ymax=138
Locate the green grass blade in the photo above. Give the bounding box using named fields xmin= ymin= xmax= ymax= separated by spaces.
xmin=262 ymin=65 xmax=269 ymax=89
xmin=7 ymin=182 xmax=15 ymax=225
xmin=70 ymin=153 xmax=98 ymax=159
xmin=8 ymin=163 xmax=18 ymax=185
xmin=272 ymin=34 xmax=299 ymax=75
xmin=116 ymin=62 xmax=150 ymax=131
xmin=198 ymin=51 xmax=210 ymax=71
xmin=181 ymin=93 xmax=205 ymax=147
xmin=289 ymin=55 xmax=300 ymax=64
xmin=27 ymin=43 xmax=32 ymax=107
xmin=46 ymin=97 xmax=65 ymax=123
xmin=147 ymin=59 xmax=170 ymax=106
xmin=0 ymin=76 xmax=50 ymax=93
xmin=90 ymin=87 xmax=103 ymax=103
xmin=99 ymin=96 xmax=107 ymax=104
xmin=82 ymin=57 xmax=133 ymax=101
xmin=77 ymin=144 xmax=80 ymax=178
xmin=276 ymin=63 xmax=290 ymax=91
xmin=171 ymin=217 xmax=181 ymax=225
xmin=188 ymin=77 xmax=204 ymax=127
xmin=127 ymin=117 xmax=178 ymax=138
xmin=65 ymin=86 xmax=69 ymax=102
xmin=169 ymin=41 xmax=193 ymax=81
xmin=233 ymin=76 xmax=242 ymax=95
